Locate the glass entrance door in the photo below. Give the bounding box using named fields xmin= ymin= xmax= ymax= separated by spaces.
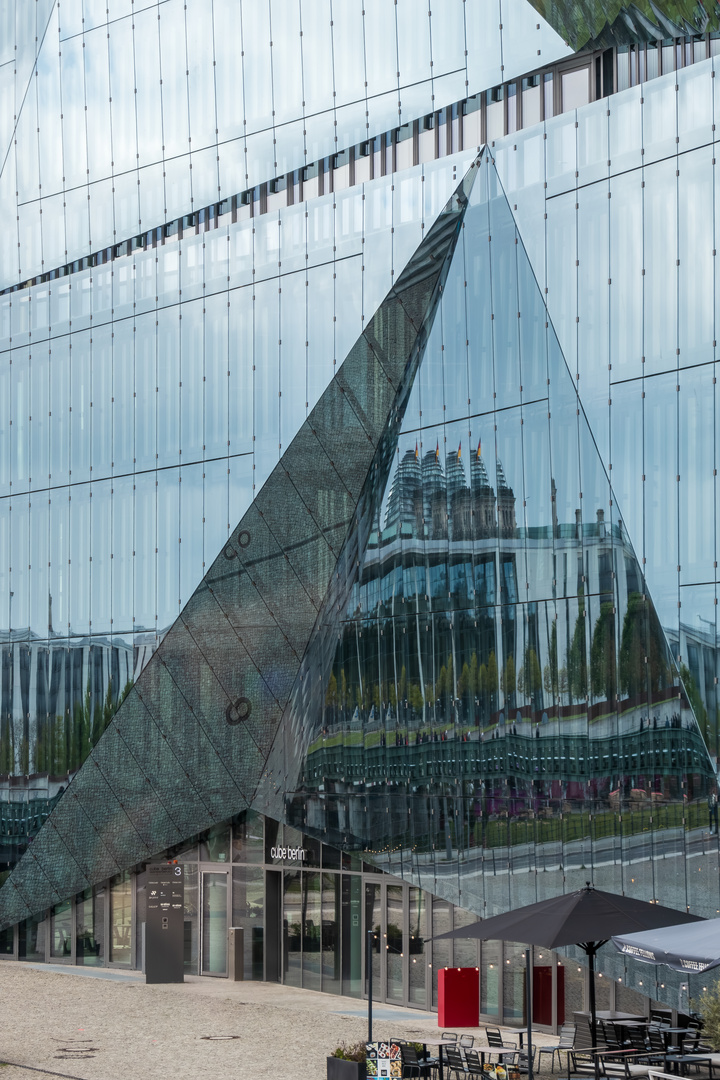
xmin=363 ymin=878 xmax=429 ymax=1009
xmin=201 ymin=871 xmax=228 ymax=976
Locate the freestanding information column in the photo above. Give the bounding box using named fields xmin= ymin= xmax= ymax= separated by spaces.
xmin=146 ymin=862 xmax=184 ymax=983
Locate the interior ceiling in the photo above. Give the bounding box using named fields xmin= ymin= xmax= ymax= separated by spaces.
xmin=528 ymin=0 xmax=720 ymax=49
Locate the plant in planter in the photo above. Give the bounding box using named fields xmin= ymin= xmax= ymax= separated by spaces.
xmin=327 ymin=1041 xmax=368 ymax=1080
xmin=691 ymin=987 xmax=720 ymax=1051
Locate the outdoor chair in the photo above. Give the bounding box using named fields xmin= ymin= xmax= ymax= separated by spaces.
xmin=643 ymin=1029 xmax=670 ymax=1068
xmin=400 ymin=1044 xmax=434 ymax=1080
xmin=574 ymin=1018 xmax=603 ymax=1051
xmin=444 ymin=1044 xmax=469 ymax=1080
xmin=464 ymin=1049 xmax=484 ymax=1078
xmin=621 ymin=1026 xmax=649 ymax=1051
xmin=679 ymin=1030 xmax=712 ymax=1055
xmin=568 ymin=1047 xmax=656 ymax=1080
xmin=601 ymin=1021 xmax=627 ymax=1053
xmin=460 ymin=1035 xmax=475 ymax=1048
xmin=443 ymin=1032 xmax=459 ymax=1043
xmin=513 ymin=1050 xmax=534 ymax=1075
xmin=486 ymin=1027 xmax=519 ymax=1051
xmin=537 ymin=1022 xmax=576 ymax=1072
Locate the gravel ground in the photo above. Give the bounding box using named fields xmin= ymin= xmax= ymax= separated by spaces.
xmin=0 ymin=962 xmax=560 ymax=1079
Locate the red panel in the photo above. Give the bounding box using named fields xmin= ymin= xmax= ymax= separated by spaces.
xmin=532 ymin=964 xmax=565 ymax=1026
xmin=533 ymin=965 xmax=553 ymax=1026
xmin=438 ymin=967 xmax=480 ymax=1028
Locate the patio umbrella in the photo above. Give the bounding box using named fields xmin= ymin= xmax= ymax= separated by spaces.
xmin=612 ymin=918 xmax=720 ymax=974
xmin=430 ymin=883 xmax=702 ymax=1079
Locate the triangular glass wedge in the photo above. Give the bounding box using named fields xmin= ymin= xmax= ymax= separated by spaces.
xmin=283 ymin=149 xmax=716 ymax=920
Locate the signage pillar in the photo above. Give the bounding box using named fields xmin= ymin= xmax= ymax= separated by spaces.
xmin=146 ymin=862 xmax=184 ymax=983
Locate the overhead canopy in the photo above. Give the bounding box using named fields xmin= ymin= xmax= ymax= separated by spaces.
xmin=430 ymin=885 xmax=702 ymax=949
xmin=612 ymin=919 xmax=720 ymax=974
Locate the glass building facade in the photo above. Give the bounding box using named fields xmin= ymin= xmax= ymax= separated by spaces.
xmin=1 ymin=0 xmax=719 ymax=1028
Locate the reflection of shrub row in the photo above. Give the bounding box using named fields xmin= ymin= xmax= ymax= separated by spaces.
xmin=31 ymin=678 xmax=132 ymax=776
xmin=305 ymin=721 xmax=710 ymax=788
xmin=324 ymin=591 xmax=678 ymax=728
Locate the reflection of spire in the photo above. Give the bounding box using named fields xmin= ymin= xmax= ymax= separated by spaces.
xmin=422 ymin=447 xmax=446 ymax=539
xmin=445 ymin=445 xmax=466 ymax=502
xmin=446 ymin=444 xmax=468 ymax=540
xmin=496 ymin=458 xmax=513 ymax=494
xmin=496 ymin=457 xmax=516 ymax=538
xmin=471 ymin=437 xmax=491 ymax=492
xmin=469 ymin=435 xmax=496 ymax=538
xmin=385 ymin=447 xmax=422 ymax=531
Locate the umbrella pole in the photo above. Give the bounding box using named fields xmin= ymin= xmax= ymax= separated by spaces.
xmin=368 ymin=929 xmax=373 ymax=1044
xmin=525 ymin=948 xmax=534 ymax=1080
xmin=587 ymin=944 xmax=599 ymax=1080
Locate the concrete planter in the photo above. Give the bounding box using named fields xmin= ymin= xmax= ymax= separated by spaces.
xmin=326 ymin=1056 xmax=367 ymax=1080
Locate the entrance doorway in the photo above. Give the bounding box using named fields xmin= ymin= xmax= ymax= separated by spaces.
xmin=201 ymin=870 xmax=229 ymax=976
xmin=364 ymin=879 xmax=428 ymax=1009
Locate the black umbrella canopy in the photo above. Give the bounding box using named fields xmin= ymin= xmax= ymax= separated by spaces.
xmin=431 ymin=883 xmax=702 ymax=949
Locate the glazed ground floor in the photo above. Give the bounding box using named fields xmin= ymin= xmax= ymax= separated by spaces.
xmin=0 ymin=811 xmax=658 ymax=1030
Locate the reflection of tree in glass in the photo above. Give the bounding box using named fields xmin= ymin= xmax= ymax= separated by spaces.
xmin=501 ymin=655 xmax=516 ymax=708
xmin=590 ymin=602 xmax=616 ymax=702
xmin=678 ymin=663 xmax=708 ymax=743
xmin=618 ymin=591 xmax=670 ymax=697
xmin=543 ymin=622 xmax=559 ymax=700
xmin=567 ymin=590 xmax=588 ymax=703
xmin=517 ymin=646 xmax=542 ymax=705
xmin=527 ymin=0 xmax=717 ymax=51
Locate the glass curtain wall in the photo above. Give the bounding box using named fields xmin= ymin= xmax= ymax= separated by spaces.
xmin=109 ymin=872 xmax=132 ymax=965
xmin=50 ymin=900 xmax=72 ymax=959
xmin=76 ymin=886 xmax=104 ymax=965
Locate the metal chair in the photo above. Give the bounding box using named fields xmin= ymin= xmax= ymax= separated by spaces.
xmin=443 ymin=1032 xmax=460 ymax=1043
xmin=537 ymin=1023 xmax=576 ymax=1073
xmin=464 ymin=1049 xmax=484 ymax=1078
xmin=642 ymin=1028 xmax=670 ymax=1069
xmin=486 ymin=1027 xmax=519 ymax=1050
xmin=601 ymin=1021 xmax=626 ymax=1054
xmin=460 ymin=1035 xmax=475 ymax=1049
xmin=400 ymin=1044 xmax=434 ymax=1080
xmin=444 ymin=1045 xmax=468 ymax=1080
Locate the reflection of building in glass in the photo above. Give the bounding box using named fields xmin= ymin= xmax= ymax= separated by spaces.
xmin=1 ymin=0 xmax=720 ymax=1028
xmin=0 ymin=632 xmax=151 ymax=869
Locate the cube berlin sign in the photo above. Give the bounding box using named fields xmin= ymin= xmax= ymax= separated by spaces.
xmin=269 ymin=846 xmax=306 ymax=862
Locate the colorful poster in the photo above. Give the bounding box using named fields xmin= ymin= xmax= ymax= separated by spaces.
xmin=366 ymin=1042 xmax=401 ymax=1078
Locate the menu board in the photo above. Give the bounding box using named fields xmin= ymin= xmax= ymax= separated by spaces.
xmin=366 ymin=1042 xmax=402 ymax=1078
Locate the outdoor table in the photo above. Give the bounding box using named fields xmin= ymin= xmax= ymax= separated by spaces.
xmin=657 ymin=1027 xmax=691 ymax=1043
xmin=473 ymin=1046 xmax=519 ymax=1066
xmin=598 ymin=1012 xmax=648 ymax=1022
xmin=665 ymin=1055 xmax=715 ymax=1078
xmin=418 ymin=1039 xmax=447 ymax=1080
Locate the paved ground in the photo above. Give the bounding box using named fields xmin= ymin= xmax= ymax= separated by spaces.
xmin=0 ymin=961 xmax=560 ymax=1079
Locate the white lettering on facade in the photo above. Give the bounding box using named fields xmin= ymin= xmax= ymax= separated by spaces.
xmin=270 ymin=845 xmax=306 ymax=862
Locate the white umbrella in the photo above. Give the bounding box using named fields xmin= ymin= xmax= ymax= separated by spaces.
xmin=612 ymin=919 xmax=718 ymax=973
